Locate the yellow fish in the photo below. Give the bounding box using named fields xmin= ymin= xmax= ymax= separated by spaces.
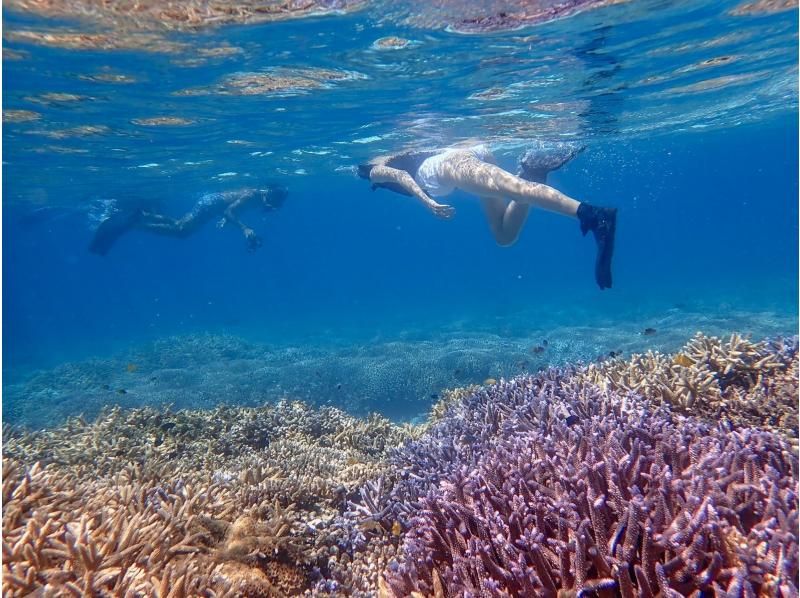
xmin=392 ymin=521 xmax=402 ymax=536
xmin=673 ymin=354 xmax=693 ymax=367
xmin=126 ymin=363 xmax=138 ymax=373
xmin=483 ymin=378 xmax=497 ymax=386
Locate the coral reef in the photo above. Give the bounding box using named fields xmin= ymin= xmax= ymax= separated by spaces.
xmin=3 ymin=400 xmax=419 ymax=596
xmin=2 ymin=459 xmax=223 ymax=596
xmin=580 ymin=333 xmax=798 ymax=441
xmin=3 ymin=332 xmax=798 ymax=596
xmin=384 ymin=375 xmax=798 ymax=596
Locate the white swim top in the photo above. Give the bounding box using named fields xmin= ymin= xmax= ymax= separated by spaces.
xmin=415 ymin=144 xmax=492 ymax=197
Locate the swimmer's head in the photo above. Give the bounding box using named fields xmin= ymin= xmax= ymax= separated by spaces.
xmin=259 ymin=186 xmax=288 ymax=211
xmin=357 ymin=163 xmax=374 ymax=180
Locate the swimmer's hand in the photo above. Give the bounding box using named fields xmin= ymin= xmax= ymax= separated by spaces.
xmin=216 ymin=217 xmax=227 ymax=229
xmin=431 ymin=203 xmax=455 ymax=220
xmin=244 ymin=228 xmax=262 ymax=252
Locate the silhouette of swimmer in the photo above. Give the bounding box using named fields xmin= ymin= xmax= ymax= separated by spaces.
xmin=89 ymin=186 xmax=288 ymax=255
xmin=358 ymin=141 xmax=617 ymax=290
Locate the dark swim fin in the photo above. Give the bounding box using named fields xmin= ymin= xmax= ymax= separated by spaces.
xmin=88 ymin=208 xmax=142 ymax=255
xmin=577 ymin=203 xmax=617 ymax=290
xmin=518 ymin=140 xmax=585 ymax=183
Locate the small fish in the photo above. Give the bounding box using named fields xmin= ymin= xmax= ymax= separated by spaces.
xmin=530 ymin=345 xmax=546 ymax=355
xmin=392 ymin=520 xmax=402 ymax=536
xmin=430 ymin=393 xmax=439 ymax=399
xmin=336 ymin=383 xmax=342 ymax=391
xmin=483 ymin=378 xmax=497 ymax=386
xmin=643 ymin=328 xmax=657 ymax=336
xmin=126 ymin=363 xmax=138 ymax=373
xmin=358 ymin=519 xmax=384 ymax=534
xmin=542 ymin=340 xmax=548 ymax=347
xmin=101 ymin=384 xmax=110 ymax=390
xmin=517 ymin=360 xmax=529 ymax=369
xmin=117 ymin=388 xmax=127 ymax=395
xmin=608 ymin=351 xmax=617 ymax=358
xmin=453 ymin=368 xmax=463 ymax=377
xmin=674 ymin=353 xmax=693 ymax=367
xmin=565 ymin=414 xmax=579 ymax=426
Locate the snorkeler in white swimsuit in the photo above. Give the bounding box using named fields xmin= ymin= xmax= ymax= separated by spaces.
xmin=89 ymin=186 xmax=288 ymax=255
xmin=357 ymin=141 xmax=617 ymax=290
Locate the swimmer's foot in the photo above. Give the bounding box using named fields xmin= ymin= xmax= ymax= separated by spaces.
xmin=88 ymin=207 xmax=144 ymax=255
xmin=518 ymin=141 xmax=585 ymax=183
xmin=577 ymin=203 xmax=616 ymax=290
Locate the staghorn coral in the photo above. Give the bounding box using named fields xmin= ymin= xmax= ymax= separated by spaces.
xmin=383 ymin=375 xmax=799 ymax=597
xmin=427 ymin=384 xmax=481 ymax=424
xmin=3 ymin=400 xmax=417 ymax=484
xmin=3 ymin=399 xmax=420 ymax=596
xmin=579 ymin=333 xmax=799 ymax=441
xmin=4 ymin=333 xmax=797 ymax=596
xmin=2 ymin=459 xmax=226 ymax=596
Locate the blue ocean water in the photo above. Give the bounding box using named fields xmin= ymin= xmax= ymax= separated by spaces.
xmin=2 ymin=0 xmax=798 ymax=427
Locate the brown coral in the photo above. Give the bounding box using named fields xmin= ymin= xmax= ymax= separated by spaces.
xmin=578 ymin=333 xmax=798 ymax=442
xmin=3 ymin=399 xmax=420 ymax=596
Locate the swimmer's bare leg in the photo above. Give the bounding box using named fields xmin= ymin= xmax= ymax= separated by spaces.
xmin=445 ymin=151 xmax=616 ymax=289
xmin=439 ymin=152 xmax=580 ymax=217
xmin=138 ymin=212 xmax=194 ymax=237
xmin=480 ymin=197 xmax=530 ymax=246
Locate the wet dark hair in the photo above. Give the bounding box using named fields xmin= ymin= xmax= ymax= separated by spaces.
xmin=261 ymin=186 xmax=288 ymax=211
xmin=357 ymin=163 xmax=374 ymax=179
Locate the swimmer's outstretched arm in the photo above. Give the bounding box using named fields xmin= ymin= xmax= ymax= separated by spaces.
xmin=222 ymin=198 xmax=253 ymax=236
xmin=369 ymin=165 xmax=454 ymax=219
xmin=223 ymin=198 xmax=262 ymax=251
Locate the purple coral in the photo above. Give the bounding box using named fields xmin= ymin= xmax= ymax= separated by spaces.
xmin=383 ymin=375 xmax=799 ymax=597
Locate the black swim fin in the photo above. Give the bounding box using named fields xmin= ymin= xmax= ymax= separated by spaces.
xmin=88 ymin=208 xmax=142 ymax=255
xmin=577 ymin=203 xmax=617 ymax=290
xmin=518 ymin=140 xmax=585 ymax=183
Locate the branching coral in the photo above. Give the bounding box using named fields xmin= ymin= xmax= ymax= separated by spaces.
xmin=2 ymin=459 xmax=225 ymax=596
xmin=4 ymin=333 xmax=797 ymax=597
xmin=2 ymin=399 xmax=420 ymax=596
xmin=384 ymin=377 xmax=799 ymax=597
xmin=579 ymin=333 xmax=798 ymax=441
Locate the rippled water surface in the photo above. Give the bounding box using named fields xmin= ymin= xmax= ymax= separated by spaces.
xmin=4 ymin=0 xmax=797 ymax=202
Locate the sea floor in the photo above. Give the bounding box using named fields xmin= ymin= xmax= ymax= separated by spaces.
xmin=4 ymin=300 xmax=796 ymax=429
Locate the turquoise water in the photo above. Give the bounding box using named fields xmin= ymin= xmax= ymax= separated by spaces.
xmin=3 ymin=0 xmax=798 ymax=427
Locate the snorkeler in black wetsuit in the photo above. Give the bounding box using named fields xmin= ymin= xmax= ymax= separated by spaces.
xmin=357 ymin=141 xmax=617 ymax=290
xmin=89 ymin=186 xmax=288 ymax=255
